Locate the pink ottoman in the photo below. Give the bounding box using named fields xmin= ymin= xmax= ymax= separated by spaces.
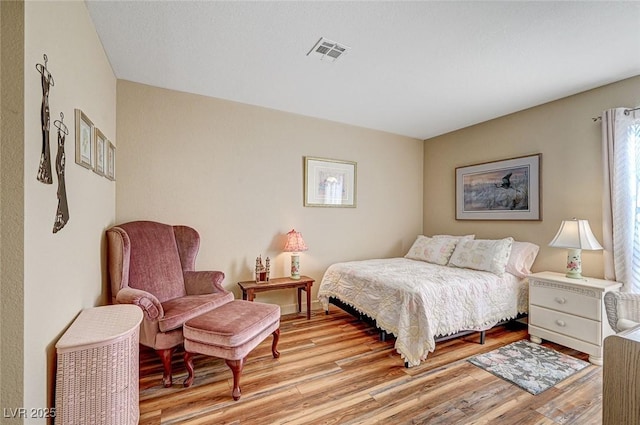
xmin=183 ymin=299 xmax=281 ymax=400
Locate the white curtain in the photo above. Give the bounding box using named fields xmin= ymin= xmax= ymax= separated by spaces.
xmin=602 ymin=107 xmax=640 ymax=292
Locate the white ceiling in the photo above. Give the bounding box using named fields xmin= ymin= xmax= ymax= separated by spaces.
xmin=85 ymin=1 xmax=640 ymax=140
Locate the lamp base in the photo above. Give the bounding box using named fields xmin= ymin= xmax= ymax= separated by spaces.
xmin=290 ymin=253 xmax=301 ymax=280
xmin=565 ymin=248 xmax=582 ymax=279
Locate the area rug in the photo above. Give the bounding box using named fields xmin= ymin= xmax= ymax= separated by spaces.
xmin=467 ymin=340 xmax=590 ymax=395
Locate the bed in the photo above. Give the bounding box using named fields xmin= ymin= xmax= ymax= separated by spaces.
xmin=317 ymin=235 xmax=539 ymax=367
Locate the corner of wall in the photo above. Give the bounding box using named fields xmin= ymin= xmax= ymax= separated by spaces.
xmin=0 ymin=0 xmax=26 ymax=417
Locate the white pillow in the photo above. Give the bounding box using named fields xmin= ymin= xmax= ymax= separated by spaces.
xmin=448 ymin=237 xmax=514 ymax=275
xmin=506 ymin=241 xmax=540 ymax=278
xmin=433 ymin=234 xmax=475 ymax=241
xmin=405 ymin=235 xmax=458 ymax=265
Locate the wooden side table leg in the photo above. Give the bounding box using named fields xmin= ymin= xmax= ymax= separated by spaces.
xmin=247 ymin=290 xmax=255 ymax=302
xmin=225 ymin=358 xmax=245 ymax=401
xmin=242 ymin=290 xmax=247 ymax=301
xmin=306 ymin=283 xmax=312 ymax=320
xmin=297 ymin=288 xmax=302 ymax=313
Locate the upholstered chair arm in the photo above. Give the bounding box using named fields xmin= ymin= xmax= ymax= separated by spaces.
xmin=604 ymin=291 xmax=640 ymax=333
xmin=116 ymin=287 xmax=164 ymax=321
xmin=183 ymin=271 xmax=227 ymax=295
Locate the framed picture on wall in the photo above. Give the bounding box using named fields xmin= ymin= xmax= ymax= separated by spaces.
xmin=106 ymin=141 xmax=116 ymax=181
xmin=455 ymin=153 xmax=541 ymax=220
xmin=74 ymin=109 xmax=94 ymax=170
xmin=93 ymin=127 xmax=106 ymax=176
xmin=304 ymin=156 xmax=357 ymax=207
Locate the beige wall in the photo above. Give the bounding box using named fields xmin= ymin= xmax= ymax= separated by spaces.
xmin=1 ymin=0 xmax=25 ymax=419
xmin=424 ymin=75 xmax=640 ymax=279
xmin=116 ymin=81 xmax=424 ymax=311
xmin=22 ymin=1 xmax=116 ymax=421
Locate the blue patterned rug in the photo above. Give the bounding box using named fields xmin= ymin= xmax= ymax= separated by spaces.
xmin=468 ymin=340 xmax=590 ymax=395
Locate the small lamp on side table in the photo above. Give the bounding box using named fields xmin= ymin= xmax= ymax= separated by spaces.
xmin=284 ymin=229 xmax=308 ymax=280
xmin=548 ymin=218 xmax=603 ymax=278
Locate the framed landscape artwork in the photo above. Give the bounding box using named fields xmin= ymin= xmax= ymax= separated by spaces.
xmin=304 ymin=157 xmax=357 ymax=207
xmin=455 ymin=154 xmax=541 ymax=220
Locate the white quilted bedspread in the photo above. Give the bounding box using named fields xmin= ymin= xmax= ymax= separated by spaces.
xmin=317 ymin=258 xmax=528 ymax=367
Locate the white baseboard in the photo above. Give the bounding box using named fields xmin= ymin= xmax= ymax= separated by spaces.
xmin=279 ymin=300 xmax=322 ymax=315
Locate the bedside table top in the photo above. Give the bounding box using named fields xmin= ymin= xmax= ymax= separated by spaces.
xmin=529 ymin=271 xmax=622 ymax=291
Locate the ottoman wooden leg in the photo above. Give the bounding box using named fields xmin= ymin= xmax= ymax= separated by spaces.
xmin=183 ymin=351 xmax=195 ymax=388
xmin=226 ymin=358 xmax=245 ymax=401
xmin=272 ymin=328 xmax=281 ymax=358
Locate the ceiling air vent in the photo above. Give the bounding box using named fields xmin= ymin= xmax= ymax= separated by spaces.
xmin=307 ymin=37 xmax=350 ymax=62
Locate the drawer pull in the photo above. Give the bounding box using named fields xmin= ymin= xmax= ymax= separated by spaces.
xmin=555 ymin=320 xmax=566 ymax=327
xmin=554 ymin=297 xmax=567 ymax=304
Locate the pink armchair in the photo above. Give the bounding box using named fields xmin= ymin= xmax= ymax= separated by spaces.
xmin=107 ymin=220 xmax=233 ymax=387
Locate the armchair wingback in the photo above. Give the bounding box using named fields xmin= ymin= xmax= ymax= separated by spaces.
xmin=107 ymin=220 xmax=234 ymax=387
xmin=604 ymin=291 xmax=640 ymax=333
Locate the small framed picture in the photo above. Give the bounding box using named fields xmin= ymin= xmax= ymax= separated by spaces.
xmin=304 ymin=156 xmax=357 ymax=207
xmin=106 ymin=141 xmax=116 ymax=181
xmin=74 ymin=109 xmax=94 ymax=170
xmin=93 ymin=128 xmax=106 ymax=176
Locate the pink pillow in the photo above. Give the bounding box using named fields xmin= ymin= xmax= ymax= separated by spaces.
xmin=506 ymin=241 xmax=539 ymax=278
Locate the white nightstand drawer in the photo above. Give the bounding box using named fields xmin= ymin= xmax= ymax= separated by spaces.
xmin=530 ymin=284 xmax=600 ymax=320
xmin=530 ymin=305 xmax=601 ymax=345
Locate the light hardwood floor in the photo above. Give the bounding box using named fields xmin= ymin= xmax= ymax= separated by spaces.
xmin=139 ymin=307 xmax=603 ymax=425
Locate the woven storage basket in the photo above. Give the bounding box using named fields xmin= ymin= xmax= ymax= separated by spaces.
xmin=55 ymin=305 xmax=143 ymax=425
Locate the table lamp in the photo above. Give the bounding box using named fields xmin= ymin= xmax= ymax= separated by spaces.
xmin=283 ymin=229 xmax=308 ymax=280
xmin=548 ymin=218 xmax=603 ymax=278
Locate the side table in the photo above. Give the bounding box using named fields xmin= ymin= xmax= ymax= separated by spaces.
xmin=528 ymin=271 xmax=621 ymax=365
xmin=238 ymin=275 xmax=315 ymax=319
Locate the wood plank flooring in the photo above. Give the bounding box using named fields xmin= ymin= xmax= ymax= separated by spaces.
xmin=139 ymin=307 xmax=603 ymax=425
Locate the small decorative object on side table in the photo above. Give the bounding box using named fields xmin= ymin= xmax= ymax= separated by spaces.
xmin=528 ymin=271 xmax=621 ymax=365
xmin=255 ymin=255 xmax=270 ymax=283
xmin=238 ymin=275 xmax=315 ymax=319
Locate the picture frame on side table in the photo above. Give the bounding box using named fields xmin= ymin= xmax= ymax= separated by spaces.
xmin=74 ymin=109 xmax=94 ymax=170
xmin=93 ymin=128 xmax=106 ymax=176
xmin=455 ymin=153 xmax=541 ymax=220
xmin=304 ymin=156 xmax=357 ymax=207
xmin=106 ymin=141 xmax=116 ymax=181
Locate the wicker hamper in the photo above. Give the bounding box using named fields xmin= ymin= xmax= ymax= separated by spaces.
xmin=55 ymin=305 xmax=143 ymax=425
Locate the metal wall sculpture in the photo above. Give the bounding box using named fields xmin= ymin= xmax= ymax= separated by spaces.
xmin=53 ymin=112 xmax=69 ymax=233
xmin=36 ymin=54 xmax=54 ymax=184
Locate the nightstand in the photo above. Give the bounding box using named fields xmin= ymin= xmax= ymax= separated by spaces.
xmin=528 ymin=271 xmax=621 ymax=365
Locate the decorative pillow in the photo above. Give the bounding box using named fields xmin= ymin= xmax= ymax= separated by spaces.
xmin=405 ymin=235 xmax=458 ymax=265
xmin=506 ymin=241 xmax=540 ymax=278
xmin=448 ymin=237 xmax=514 ymax=275
xmin=433 ymin=234 xmax=475 ymax=241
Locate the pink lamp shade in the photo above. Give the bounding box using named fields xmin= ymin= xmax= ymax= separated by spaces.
xmin=283 ymin=229 xmax=308 ymax=280
xmin=283 ymin=229 xmax=308 ymax=253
